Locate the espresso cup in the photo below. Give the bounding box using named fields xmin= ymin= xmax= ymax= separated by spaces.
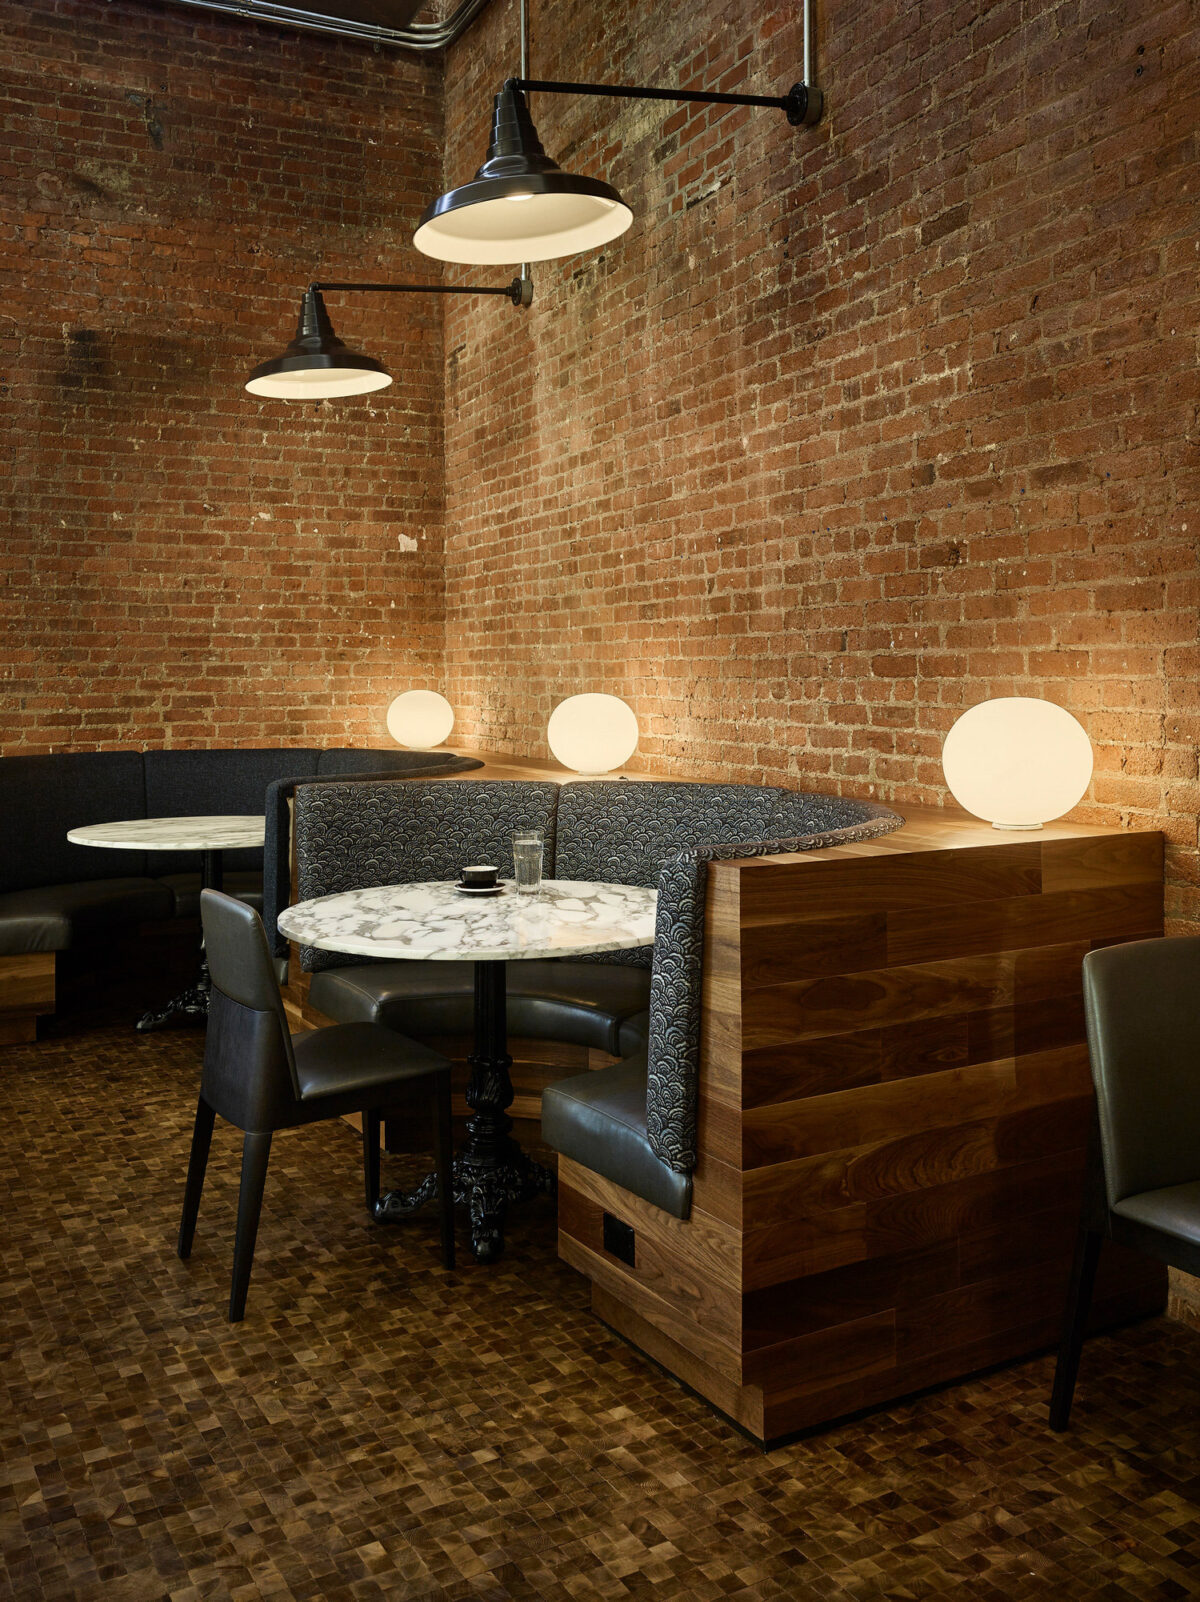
xmin=461 ymin=864 xmax=498 ymax=888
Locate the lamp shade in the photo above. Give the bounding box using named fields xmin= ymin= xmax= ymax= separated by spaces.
xmin=386 ymin=690 xmax=455 ymax=749
xmin=547 ymin=694 xmax=639 ymax=775
xmin=414 ymin=84 xmax=633 ymax=266
xmin=246 ymin=287 xmax=392 ymax=400
xmin=941 ymin=698 xmax=1093 ymax=829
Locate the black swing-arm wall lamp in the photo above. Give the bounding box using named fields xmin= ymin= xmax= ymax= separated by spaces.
xmin=413 ymin=0 xmax=823 ymax=265
xmin=245 ymin=274 xmax=534 ymax=400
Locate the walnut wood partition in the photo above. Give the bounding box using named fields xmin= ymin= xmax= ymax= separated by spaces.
xmin=0 ymin=953 xmax=55 ymax=1044
xmin=557 ymin=807 xmax=1168 ymax=1444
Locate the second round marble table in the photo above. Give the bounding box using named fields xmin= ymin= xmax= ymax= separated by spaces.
xmin=278 ymin=878 xmax=657 ymax=1261
xmin=67 ymin=814 xmax=266 ymax=1031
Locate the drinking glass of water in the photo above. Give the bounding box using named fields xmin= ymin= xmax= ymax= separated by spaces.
xmin=512 ymin=830 xmax=544 ymax=895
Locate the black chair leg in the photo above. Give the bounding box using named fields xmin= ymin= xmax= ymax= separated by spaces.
xmin=1050 ymin=1224 xmax=1104 ymax=1430
xmin=433 ymin=1069 xmax=456 ymax=1271
xmin=178 ymin=1097 xmax=216 ymax=1261
xmin=363 ymin=1109 xmax=382 ymax=1213
xmin=229 ymin=1130 xmax=273 ymax=1324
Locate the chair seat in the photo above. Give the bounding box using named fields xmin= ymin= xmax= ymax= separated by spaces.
xmin=1114 ymin=1182 xmax=1200 ymax=1250
xmin=292 ymin=1020 xmax=449 ymax=1102
xmin=0 ymin=877 xmax=174 ymax=955
xmin=308 ymin=959 xmax=651 ymax=1055
xmin=157 ymin=871 xmax=264 ymax=917
xmin=541 ymin=1052 xmax=692 ymax=1219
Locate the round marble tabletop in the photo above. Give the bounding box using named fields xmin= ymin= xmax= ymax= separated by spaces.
xmin=278 ymin=878 xmax=658 ymax=963
xmin=67 ymin=815 xmax=266 ymax=852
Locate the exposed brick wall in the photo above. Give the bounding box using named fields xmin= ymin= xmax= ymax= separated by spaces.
xmin=441 ymin=0 xmax=1200 ymax=932
xmin=2 ymin=0 xmax=446 ymax=754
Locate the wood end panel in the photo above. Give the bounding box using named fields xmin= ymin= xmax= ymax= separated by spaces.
xmin=0 ymin=952 xmax=56 ymax=1043
xmin=590 ymin=1286 xmax=764 ymax=1438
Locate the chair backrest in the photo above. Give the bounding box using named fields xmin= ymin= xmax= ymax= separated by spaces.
xmin=291 ymin=779 xmax=561 ymax=973
xmin=1083 ymin=936 xmax=1200 ymax=1207
xmin=200 ymin=889 xmax=300 ymax=1127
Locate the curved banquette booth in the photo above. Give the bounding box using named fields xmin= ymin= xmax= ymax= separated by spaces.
xmin=0 ymin=746 xmax=481 ymax=1038
xmin=282 ymin=777 xmax=904 ymax=1219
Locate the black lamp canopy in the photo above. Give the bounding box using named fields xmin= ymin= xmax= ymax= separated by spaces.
xmin=245 ymin=276 xmax=532 ymax=402
xmin=413 ymin=82 xmax=633 ymax=267
xmin=246 ymin=287 xmax=392 ymax=400
xmin=413 ymin=0 xmax=823 ymax=267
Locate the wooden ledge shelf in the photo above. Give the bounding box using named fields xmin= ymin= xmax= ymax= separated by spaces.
xmin=558 ymin=806 xmax=1167 ymax=1444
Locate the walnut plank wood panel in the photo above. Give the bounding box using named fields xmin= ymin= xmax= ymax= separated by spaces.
xmin=557 ymin=810 xmax=1167 ymax=1444
xmin=0 ymin=952 xmax=55 ymax=1045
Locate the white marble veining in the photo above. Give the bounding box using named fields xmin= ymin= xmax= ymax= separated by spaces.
xmin=278 ymin=878 xmax=657 ymax=962
xmin=67 ymin=815 xmax=266 ymax=852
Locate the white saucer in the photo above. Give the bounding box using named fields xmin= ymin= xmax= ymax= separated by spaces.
xmin=454 ymin=882 xmax=505 ymax=896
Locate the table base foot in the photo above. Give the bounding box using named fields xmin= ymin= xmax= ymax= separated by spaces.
xmin=135 ymin=967 xmax=210 ymax=1032
xmin=374 ymin=1144 xmax=556 ymax=1263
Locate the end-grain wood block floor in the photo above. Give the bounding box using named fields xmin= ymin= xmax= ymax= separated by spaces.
xmin=3 ymin=1025 xmax=1200 ymax=1601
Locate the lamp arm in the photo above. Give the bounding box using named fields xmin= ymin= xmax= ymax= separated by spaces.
xmin=510 ymin=76 xmax=820 ymax=128
xmin=310 ymin=277 xmax=532 ymax=306
xmin=509 ymin=0 xmax=822 ymax=127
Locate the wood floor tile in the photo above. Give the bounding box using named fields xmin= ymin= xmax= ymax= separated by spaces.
xmin=2 ymin=1024 xmax=1199 ymax=1600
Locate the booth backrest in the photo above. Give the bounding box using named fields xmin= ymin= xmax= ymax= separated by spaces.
xmin=262 ymin=752 xmax=485 ymax=956
xmin=0 ymin=752 xmax=149 ymax=893
xmin=554 ymin=782 xmax=780 ymax=888
xmin=143 ymin=748 xmax=326 ymax=875
xmin=0 ymin=747 xmax=484 ymax=900
xmin=292 ymin=779 xmax=561 ymax=973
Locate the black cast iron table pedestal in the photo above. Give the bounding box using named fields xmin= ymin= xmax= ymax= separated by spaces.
xmin=373 ymin=959 xmax=555 ymax=1262
xmin=136 ymin=847 xmax=226 ymax=1033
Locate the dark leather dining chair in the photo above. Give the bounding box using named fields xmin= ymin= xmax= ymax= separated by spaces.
xmin=179 ymin=890 xmax=456 ymax=1322
xmin=1049 ymin=935 xmax=1200 ymax=1430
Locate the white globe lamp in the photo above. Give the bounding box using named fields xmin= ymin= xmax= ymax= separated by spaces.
xmin=942 ymin=697 xmax=1093 ymax=830
xmin=547 ymin=694 xmax=639 ymax=776
xmin=386 ymin=690 xmax=455 ymax=750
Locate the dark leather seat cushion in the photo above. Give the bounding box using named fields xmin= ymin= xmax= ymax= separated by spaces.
xmin=156 ymin=871 xmax=264 ymax=917
xmin=308 ymin=960 xmax=651 ymax=1055
xmin=1114 ymin=1181 xmax=1200 ymax=1245
xmin=541 ymin=1052 xmax=692 ymax=1219
xmin=292 ymin=1020 xmax=448 ymax=1102
xmin=0 ymin=878 xmax=175 ymax=955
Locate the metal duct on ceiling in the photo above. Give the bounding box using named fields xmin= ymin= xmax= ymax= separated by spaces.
xmin=163 ymin=0 xmax=492 ymax=51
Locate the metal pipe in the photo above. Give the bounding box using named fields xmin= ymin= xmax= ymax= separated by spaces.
xmin=164 ymin=0 xmax=493 ymax=52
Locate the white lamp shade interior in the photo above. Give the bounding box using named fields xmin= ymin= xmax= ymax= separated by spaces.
xmin=414 ymin=193 xmax=633 ymax=266
xmin=245 ymin=368 xmax=393 ymax=400
xmin=942 ymin=697 xmax=1093 ymax=829
xmin=386 ymin=690 xmax=455 ymax=749
xmin=547 ymin=693 xmax=639 ymax=774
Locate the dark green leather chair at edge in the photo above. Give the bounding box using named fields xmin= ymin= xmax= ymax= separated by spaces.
xmin=179 ymin=890 xmax=455 ymax=1322
xmin=1050 ymin=935 xmax=1200 ymax=1430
